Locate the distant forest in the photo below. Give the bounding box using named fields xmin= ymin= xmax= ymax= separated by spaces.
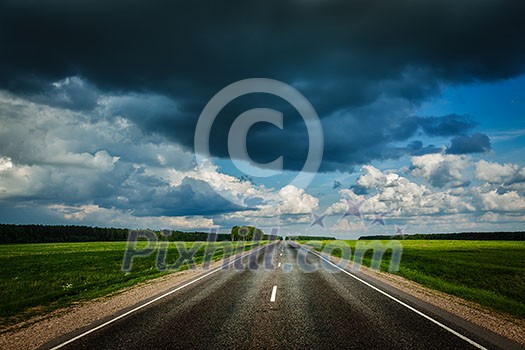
xmin=0 ymin=224 xmax=232 ymax=244
xmin=4 ymin=224 xmax=522 ymax=243
xmin=166 ymin=230 xmax=232 ymax=242
xmin=230 ymin=226 xmax=280 ymax=241
xmin=287 ymin=235 xmax=337 ymax=241
xmin=359 ymin=231 xmax=525 ymax=241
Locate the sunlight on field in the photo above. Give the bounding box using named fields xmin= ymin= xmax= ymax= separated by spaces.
xmin=0 ymin=241 xmax=256 ymax=327
xmin=315 ymin=239 xmax=525 ymax=318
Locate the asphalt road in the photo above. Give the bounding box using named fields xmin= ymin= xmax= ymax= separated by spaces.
xmin=43 ymin=242 xmax=523 ymax=350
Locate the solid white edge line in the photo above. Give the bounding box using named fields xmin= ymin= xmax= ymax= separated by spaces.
xmin=306 ymin=248 xmax=488 ymax=350
xmin=270 ymin=285 xmax=277 ymax=302
xmin=50 ymin=244 xmax=270 ymax=350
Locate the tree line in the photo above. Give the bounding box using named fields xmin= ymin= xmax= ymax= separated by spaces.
xmin=163 ymin=230 xmax=231 ymax=242
xmin=286 ymin=235 xmax=336 ymax=241
xmin=230 ymin=226 xmax=278 ymax=241
xmin=0 ymin=224 xmax=272 ymax=244
xmin=359 ymin=231 xmax=525 ymax=241
xmin=0 ymin=224 xmax=129 ymax=243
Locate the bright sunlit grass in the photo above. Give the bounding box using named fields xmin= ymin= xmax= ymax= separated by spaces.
xmin=0 ymin=241 xmax=257 ymax=328
xmin=313 ymin=240 xmax=525 ymax=319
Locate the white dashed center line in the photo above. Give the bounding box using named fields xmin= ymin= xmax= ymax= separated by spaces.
xmin=270 ymin=285 xmax=277 ymax=302
xmin=278 ymin=262 xmax=281 ymax=268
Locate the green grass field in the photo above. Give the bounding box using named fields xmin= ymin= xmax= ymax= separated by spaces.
xmin=0 ymin=240 xmax=257 ymax=328
xmin=2 ymin=239 xmax=523 ymax=329
xmin=308 ymin=240 xmax=525 ymax=319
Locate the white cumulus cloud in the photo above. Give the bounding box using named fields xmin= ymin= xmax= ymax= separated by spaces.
xmin=475 ymin=160 xmax=519 ymax=183
xmin=410 ymin=153 xmax=470 ymax=188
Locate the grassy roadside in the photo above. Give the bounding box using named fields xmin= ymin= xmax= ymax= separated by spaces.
xmin=304 ymin=240 xmax=525 ymax=319
xmin=0 ymin=240 xmax=260 ymax=328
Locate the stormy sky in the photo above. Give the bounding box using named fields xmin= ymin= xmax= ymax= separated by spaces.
xmin=0 ymin=0 xmax=524 ymax=236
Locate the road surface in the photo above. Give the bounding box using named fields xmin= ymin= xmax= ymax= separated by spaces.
xmin=43 ymin=241 xmax=522 ymax=350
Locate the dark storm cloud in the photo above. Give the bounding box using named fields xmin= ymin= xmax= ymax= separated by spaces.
xmin=1 ymin=0 xmax=524 ymax=171
xmin=446 ymin=133 xmax=492 ymax=154
xmin=32 ymin=77 xmax=100 ymax=111
xmin=102 ymin=177 xmax=247 ymax=216
xmin=406 ymin=141 xmax=443 ymax=156
xmin=417 ymin=114 xmax=476 ymax=137
xmin=317 ymin=104 xmax=475 ymax=171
